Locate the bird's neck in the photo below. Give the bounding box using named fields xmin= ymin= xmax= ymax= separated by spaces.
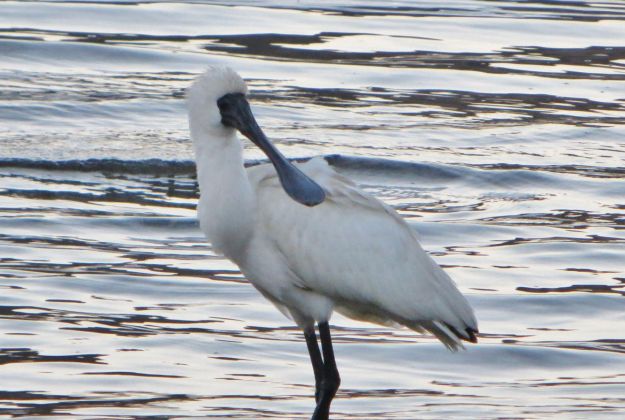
xmin=193 ymin=133 xmax=256 ymax=260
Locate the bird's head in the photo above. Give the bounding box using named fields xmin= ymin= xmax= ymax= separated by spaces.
xmin=186 ymin=66 xmax=325 ymax=207
xmin=186 ymin=66 xmax=248 ymax=139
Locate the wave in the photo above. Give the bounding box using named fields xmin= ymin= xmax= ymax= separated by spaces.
xmin=3 ymin=154 xmax=623 ymax=204
xmin=0 ymin=155 xmax=609 ymax=186
xmin=0 ymin=158 xmax=197 ymax=175
xmin=0 ymin=155 xmax=504 ymax=183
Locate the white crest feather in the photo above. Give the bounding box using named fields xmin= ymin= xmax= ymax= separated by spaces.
xmin=186 ymin=66 xmax=249 ymax=141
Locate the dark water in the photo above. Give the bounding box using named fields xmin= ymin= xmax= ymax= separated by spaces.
xmin=1 ymin=1 xmax=625 ymax=418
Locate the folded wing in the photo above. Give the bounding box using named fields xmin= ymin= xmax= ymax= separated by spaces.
xmin=249 ymin=158 xmax=478 ymax=350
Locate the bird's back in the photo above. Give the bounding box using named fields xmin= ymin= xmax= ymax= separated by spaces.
xmin=247 ymin=158 xmax=478 ymax=350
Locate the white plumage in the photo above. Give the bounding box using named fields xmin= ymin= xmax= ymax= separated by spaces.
xmin=187 ymin=66 xmax=478 ymax=418
xmin=245 ymin=157 xmax=477 ymax=349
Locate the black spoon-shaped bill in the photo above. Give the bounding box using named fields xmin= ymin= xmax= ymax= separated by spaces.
xmin=217 ymin=93 xmax=326 ymax=207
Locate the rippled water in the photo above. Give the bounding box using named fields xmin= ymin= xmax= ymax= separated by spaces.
xmin=1 ymin=1 xmax=625 ymax=418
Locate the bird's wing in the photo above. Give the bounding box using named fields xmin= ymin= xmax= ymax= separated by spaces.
xmin=250 ymin=158 xmax=477 ymax=349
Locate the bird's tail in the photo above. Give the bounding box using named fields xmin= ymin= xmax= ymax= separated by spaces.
xmin=412 ymin=320 xmax=478 ymax=352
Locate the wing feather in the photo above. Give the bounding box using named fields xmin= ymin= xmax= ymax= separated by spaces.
xmin=249 ymin=158 xmax=477 ymax=349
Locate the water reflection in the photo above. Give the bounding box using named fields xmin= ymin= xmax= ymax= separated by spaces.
xmin=1 ymin=0 xmax=624 ymax=418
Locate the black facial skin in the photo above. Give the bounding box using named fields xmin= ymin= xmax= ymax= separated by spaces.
xmin=217 ymin=93 xmax=326 ymax=207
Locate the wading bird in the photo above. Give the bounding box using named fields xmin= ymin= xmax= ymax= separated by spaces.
xmin=187 ymin=66 xmax=478 ymax=419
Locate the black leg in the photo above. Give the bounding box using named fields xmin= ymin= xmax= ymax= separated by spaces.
xmin=311 ymin=321 xmax=340 ymax=420
xmin=304 ymin=326 xmax=323 ymax=403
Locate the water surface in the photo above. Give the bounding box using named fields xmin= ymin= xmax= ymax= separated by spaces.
xmin=1 ymin=0 xmax=625 ymax=418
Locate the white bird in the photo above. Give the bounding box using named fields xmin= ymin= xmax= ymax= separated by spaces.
xmin=187 ymin=66 xmax=478 ymax=420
